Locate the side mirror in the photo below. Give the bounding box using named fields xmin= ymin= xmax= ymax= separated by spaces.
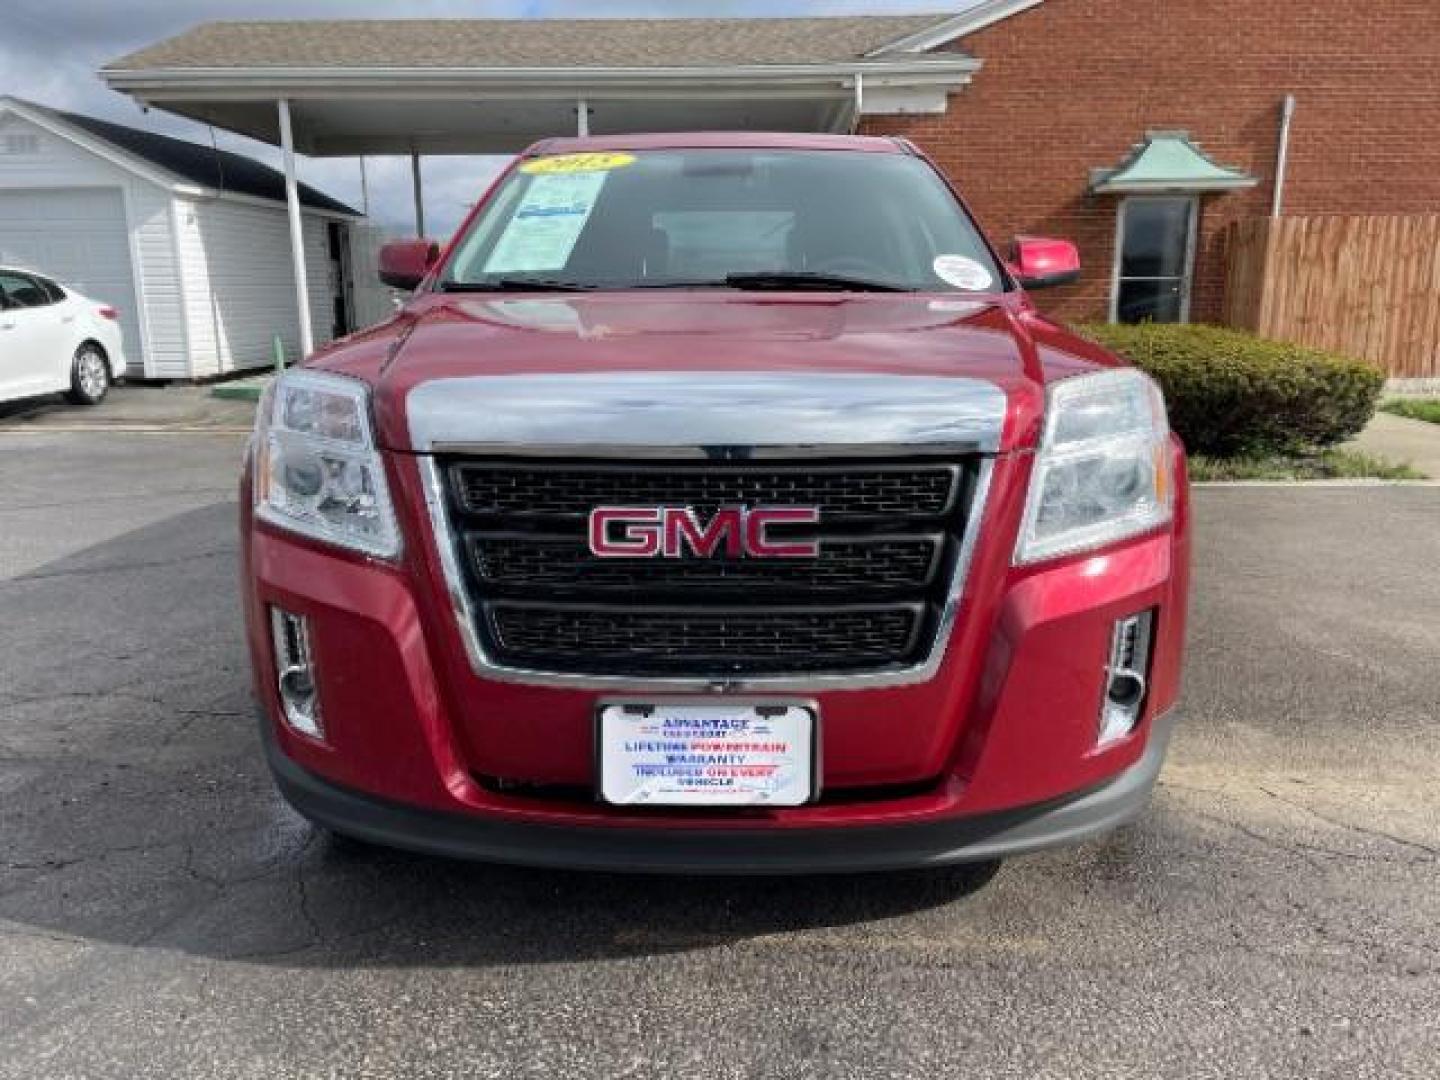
xmin=379 ymin=239 xmax=440 ymax=291
xmin=1010 ymin=237 xmax=1081 ymax=290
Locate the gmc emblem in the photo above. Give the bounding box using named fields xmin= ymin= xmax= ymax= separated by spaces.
xmin=589 ymin=506 xmax=821 ymax=559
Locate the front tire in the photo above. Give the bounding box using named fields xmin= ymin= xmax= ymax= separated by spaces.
xmin=68 ymin=343 xmax=111 ymax=407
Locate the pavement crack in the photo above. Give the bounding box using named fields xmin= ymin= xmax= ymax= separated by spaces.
xmin=6 ymin=547 xmax=236 ymax=586
xmin=1181 ymin=806 xmax=1369 ymax=867
xmin=0 ymin=926 xmax=91 ymax=947
xmin=0 ymin=689 xmax=168 ymax=714
xmin=1255 ymin=785 xmax=1440 ymax=861
xmin=0 ymin=486 xmax=234 ymax=513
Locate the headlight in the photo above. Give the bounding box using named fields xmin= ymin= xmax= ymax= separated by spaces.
xmin=1014 ymin=368 xmax=1173 ymax=565
xmin=253 ymin=370 xmax=401 ymax=559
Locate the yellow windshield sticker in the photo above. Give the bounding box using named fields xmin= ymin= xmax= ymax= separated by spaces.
xmin=520 ymin=152 xmax=636 ymax=175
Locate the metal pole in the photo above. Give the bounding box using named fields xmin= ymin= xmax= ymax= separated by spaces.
xmin=410 ymin=149 xmax=425 ymax=236
xmin=277 ymin=99 xmax=315 ymax=357
xmin=1271 ymin=94 xmax=1296 ymax=219
xmin=358 ymin=155 xmax=370 ymax=218
xmin=577 ymin=97 xmax=590 ymax=138
xmin=850 ymin=72 xmax=865 ymax=135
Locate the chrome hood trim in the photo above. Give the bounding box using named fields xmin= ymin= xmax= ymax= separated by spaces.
xmin=405 ymin=372 xmax=1007 ymax=456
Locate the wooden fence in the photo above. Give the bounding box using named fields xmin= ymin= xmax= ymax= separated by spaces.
xmin=1223 ymin=214 xmax=1440 ymax=379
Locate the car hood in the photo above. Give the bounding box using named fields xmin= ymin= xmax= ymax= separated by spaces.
xmin=321 ymin=293 xmax=1111 ymax=454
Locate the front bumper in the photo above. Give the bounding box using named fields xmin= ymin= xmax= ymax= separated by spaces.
xmin=264 ymin=706 xmax=1174 ymax=874
xmin=243 ymin=440 xmax=1190 ymax=872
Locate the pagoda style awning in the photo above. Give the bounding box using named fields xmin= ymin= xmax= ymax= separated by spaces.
xmin=1090 ymin=130 xmax=1258 ymax=195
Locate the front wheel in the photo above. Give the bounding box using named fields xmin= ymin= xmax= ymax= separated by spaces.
xmin=67 ymin=343 xmax=111 ymax=406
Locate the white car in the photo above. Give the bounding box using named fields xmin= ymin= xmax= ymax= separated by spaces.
xmin=0 ymin=266 xmax=126 ymax=407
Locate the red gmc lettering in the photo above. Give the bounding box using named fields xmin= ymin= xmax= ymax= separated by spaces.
xmin=663 ymin=508 xmax=744 ymax=558
xmin=745 ymin=507 xmax=821 ymax=558
xmin=588 ymin=506 xmax=819 ymax=558
xmin=588 ymin=507 xmax=662 ymax=557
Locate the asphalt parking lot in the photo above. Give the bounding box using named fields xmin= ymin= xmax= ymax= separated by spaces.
xmin=1 ymin=430 xmax=1436 ymax=1079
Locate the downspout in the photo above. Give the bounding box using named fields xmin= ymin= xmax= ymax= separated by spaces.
xmin=1271 ymin=94 xmax=1296 ymax=218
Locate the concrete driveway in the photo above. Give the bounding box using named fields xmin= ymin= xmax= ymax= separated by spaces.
xmin=0 ymin=431 xmax=1436 ymax=1079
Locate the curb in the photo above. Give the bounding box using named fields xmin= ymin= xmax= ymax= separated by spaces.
xmin=210 ymin=384 xmax=265 ymax=402
xmin=1192 ymin=479 xmax=1440 ymax=488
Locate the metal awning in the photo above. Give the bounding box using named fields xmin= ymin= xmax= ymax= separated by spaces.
xmin=100 ymin=17 xmax=982 ymax=155
xmin=98 ymin=16 xmax=985 ymax=356
xmin=100 ymin=61 xmax=980 ymax=156
xmin=1090 ymin=130 xmax=1258 ymax=195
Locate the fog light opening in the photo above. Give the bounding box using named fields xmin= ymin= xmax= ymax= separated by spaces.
xmin=1099 ymin=611 xmax=1154 ymax=745
xmin=271 ymin=607 xmax=322 ymax=739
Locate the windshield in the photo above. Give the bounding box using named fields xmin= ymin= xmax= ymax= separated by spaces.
xmin=440 ymin=148 xmax=1005 ymax=293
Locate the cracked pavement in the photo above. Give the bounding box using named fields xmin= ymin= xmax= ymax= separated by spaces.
xmin=0 ymin=431 xmax=1437 ymax=1078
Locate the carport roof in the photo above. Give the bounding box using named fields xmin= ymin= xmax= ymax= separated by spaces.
xmin=105 ymin=15 xmax=959 ymax=70
xmin=98 ymin=14 xmax=992 ymax=156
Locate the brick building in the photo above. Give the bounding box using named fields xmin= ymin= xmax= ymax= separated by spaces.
xmin=866 ymin=0 xmax=1440 ymax=325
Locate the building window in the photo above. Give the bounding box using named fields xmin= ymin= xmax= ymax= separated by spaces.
xmin=1111 ymin=195 xmax=1197 ymax=324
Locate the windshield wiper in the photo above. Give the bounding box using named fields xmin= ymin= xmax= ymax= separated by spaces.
xmin=438 ymin=278 xmax=597 ymax=293
xmin=438 ymin=273 xmax=916 ymax=293
xmin=722 ymin=271 xmax=914 ymax=293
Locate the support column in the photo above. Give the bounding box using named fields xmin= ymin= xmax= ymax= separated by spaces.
xmin=277 ymin=99 xmax=314 ymax=358
xmin=577 ymin=97 xmax=590 ymax=138
xmin=410 ymin=149 xmax=425 ymax=237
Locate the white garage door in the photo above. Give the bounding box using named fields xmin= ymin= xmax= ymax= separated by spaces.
xmin=0 ymin=187 xmax=142 ymax=373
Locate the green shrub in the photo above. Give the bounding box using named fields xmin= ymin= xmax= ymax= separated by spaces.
xmin=1079 ymin=323 xmax=1384 ymax=457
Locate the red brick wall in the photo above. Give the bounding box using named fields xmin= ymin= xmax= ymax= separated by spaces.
xmin=862 ymin=0 xmax=1440 ymax=324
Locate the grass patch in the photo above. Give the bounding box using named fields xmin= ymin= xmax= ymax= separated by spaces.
xmin=1380 ymin=398 xmax=1440 ymax=425
xmin=1190 ymin=448 xmax=1426 ymax=482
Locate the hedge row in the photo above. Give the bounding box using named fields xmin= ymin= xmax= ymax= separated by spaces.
xmin=1080 ymin=323 xmax=1384 ymax=457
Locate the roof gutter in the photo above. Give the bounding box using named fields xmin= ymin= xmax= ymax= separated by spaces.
xmin=101 ymin=57 xmax=981 ymax=98
xmin=172 ymin=182 xmax=359 ymax=218
xmin=865 ymin=0 xmax=1045 ymax=55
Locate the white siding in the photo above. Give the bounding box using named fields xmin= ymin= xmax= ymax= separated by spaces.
xmin=176 ymin=196 xmax=345 ymax=375
xmin=0 ymin=111 xmax=183 ymax=376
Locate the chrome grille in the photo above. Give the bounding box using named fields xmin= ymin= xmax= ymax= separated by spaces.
xmin=440 ymin=456 xmax=980 ymax=679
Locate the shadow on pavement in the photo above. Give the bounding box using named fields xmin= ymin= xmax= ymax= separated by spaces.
xmin=0 ymin=501 xmax=999 ymax=969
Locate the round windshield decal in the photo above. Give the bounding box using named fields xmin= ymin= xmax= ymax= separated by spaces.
xmin=520 ymin=152 xmax=637 ymax=175
xmin=933 ymin=254 xmax=994 ymax=292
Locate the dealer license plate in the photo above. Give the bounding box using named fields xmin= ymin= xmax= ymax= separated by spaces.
xmin=598 ymin=703 xmax=816 ymax=807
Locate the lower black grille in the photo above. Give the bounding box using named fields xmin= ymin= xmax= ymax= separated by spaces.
xmin=492 ymin=605 xmax=921 ymax=675
xmin=469 ymin=534 xmax=943 ymax=594
xmin=440 ymin=455 xmax=980 ymax=678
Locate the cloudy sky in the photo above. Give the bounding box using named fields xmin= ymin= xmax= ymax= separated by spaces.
xmin=4 ymin=0 xmax=970 ymax=237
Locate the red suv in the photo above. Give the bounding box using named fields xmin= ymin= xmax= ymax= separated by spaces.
xmin=242 ymin=133 xmax=1189 ymax=873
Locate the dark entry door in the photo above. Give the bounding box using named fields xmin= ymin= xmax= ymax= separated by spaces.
xmin=1112 ymin=196 xmax=1197 ymax=324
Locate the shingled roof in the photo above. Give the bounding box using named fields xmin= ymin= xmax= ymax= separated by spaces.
xmin=9 ymin=98 xmax=358 ymax=216
xmin=105 ymin=15 xmax=959 ymax=71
